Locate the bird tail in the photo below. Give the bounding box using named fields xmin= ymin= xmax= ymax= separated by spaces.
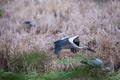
xmin=80 ymin=61 xmax=88 ymax=64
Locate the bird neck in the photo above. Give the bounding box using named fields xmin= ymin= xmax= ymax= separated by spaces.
xmin=77 ymin=47 xmax=84 ymax=50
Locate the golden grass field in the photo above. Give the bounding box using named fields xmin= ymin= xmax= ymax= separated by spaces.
xmin=0 ymin=0 xmax=120 ymax=72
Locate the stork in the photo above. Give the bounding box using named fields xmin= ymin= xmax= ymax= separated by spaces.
xmin=54 ymin=36 xmax=95 ymax=54
xmin=81 ymin=58 xmax=111 ymax=72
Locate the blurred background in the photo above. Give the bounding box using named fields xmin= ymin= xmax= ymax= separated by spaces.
xmin=0 ymin=0 xmax=120 ymax=80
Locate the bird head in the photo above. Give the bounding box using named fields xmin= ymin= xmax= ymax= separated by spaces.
xmin=68 ymin=36 xmax=79 ymax=47
xmin=73 ymin=36 xmax=79 ymax=43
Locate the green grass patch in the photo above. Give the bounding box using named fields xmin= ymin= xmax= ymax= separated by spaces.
xmin=0 ymin=52 xmax=119 ymax=80
xmin=0 ymin=68 xmax=119 ymax=80
xmin=11 ymin=52 xmax=51 ymax=73
xmin=104 ymin=71 xmax=120 ymax=80
xmin=0 ymin=71 xmax=42 ymax=80
xmin=0 ymin=8 xmax=3 ymax=17
xmin=43 ymin=66 xmax=106 ymax=80
xmin=58 ymin=53 xmax=92 ymax=64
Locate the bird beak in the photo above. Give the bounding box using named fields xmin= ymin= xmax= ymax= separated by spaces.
xmin=87 ymin=48 xmax=96 ymax=53
xmin=77 ymin=46 xmax=96 ymax=53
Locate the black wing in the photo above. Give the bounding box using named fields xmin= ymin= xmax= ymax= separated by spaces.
xmin=54 ymin=38 xmax=68 ymax=54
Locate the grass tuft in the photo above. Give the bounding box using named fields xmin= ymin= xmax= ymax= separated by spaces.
xmin=10 ymin=52 xmax=52 ymax=73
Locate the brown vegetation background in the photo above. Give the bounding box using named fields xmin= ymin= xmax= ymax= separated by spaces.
xmin=0 ymin=0 xmax=120 ymax=71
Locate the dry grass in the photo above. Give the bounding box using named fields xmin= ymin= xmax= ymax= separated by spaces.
xmin=0 ymin=0 xmax=120 ymax=71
